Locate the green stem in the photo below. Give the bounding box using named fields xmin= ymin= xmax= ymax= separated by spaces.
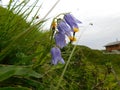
xmin=56 ymin=45 xmax=77 ymax=90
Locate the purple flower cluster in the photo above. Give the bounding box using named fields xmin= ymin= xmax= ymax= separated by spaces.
xmin=50 ymin=13 xmax=82 ymax=65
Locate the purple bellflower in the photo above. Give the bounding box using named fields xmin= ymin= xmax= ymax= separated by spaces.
xmin=57 ymin=20 xmax=72 ymax=37
xmin=51 ymin=47 xmax=65 ymax=65
xmin=55 ymin=32 xmax=66 ymax=48
xmin=64 ymin=13 xmax=82 ymax=32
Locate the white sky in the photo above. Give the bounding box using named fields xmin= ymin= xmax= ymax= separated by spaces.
xmin=1 ymin=0 xmax=120 ymax=49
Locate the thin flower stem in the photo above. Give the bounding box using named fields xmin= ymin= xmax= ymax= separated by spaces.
xmin=56 ymin=44 xmax=77 ymax=90
xmin=54 ymin=12 xmax=70 ymax=19
xmin=56 ymin=24 xmax=89 ymax=90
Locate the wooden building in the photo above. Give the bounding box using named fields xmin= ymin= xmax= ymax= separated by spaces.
xmin=104 ymin=41 xmax=120 ymax=52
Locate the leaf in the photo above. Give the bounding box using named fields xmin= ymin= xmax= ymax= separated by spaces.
xmin=15 ymin=66 xmax=42 ymax=78
xmin=0 ymin=66 xmax=16 ymax=81
xmin=0 ymin=87 xmax=30 ymax=90
xmin=0 ymin=65 xmax=42 ymax=82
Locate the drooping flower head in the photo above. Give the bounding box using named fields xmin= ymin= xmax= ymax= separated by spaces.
xmin=64 ymin=13 xmax=82 ymax=32
xmin=57 ymin=19 xmax=72 ymax=37
xmin=54 ymin=32 xmax=66 ymax=48
xmin=51 ymin=47 xmax=65 ymax=65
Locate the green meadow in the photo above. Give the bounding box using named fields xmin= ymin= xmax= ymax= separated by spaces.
xmin=0 ymin=1 xmax=120 ymax=90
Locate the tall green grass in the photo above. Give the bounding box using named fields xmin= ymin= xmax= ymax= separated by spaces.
xmin=0 ymin=0 xmax=51 ymax=89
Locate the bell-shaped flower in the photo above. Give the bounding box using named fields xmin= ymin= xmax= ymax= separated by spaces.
xmin=57 ymin=20 xmax=72 ymax=37
xmin=55 ymin=32 xmax=66 ymax=48
xmin=64 ymin=13 xmax=82 ymax=32
xmin=51 ymin=47 xmax=65 ymax=65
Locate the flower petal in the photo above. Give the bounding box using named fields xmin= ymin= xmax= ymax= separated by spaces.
xmin=50 ymin=47 xmax=65 ymax=65
xmin=59 ymin=58 xmax=65 ymax=64
xmin=57 ymin=20 xmax=72 ymax=37
xmin=55 ymin=32 xmax=66 ymax=48
xmin=64 ymin=13 xmax=82 ymax=31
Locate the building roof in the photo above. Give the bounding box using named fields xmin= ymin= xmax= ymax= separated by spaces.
xmin=104 ymin=41 xmax=120 ymax=47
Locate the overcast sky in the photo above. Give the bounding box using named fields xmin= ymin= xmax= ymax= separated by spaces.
xmin=1 ymin=0 xmax=120 ymax=49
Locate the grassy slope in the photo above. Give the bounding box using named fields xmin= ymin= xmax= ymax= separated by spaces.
xmin=75 ymin=45 xmax=120 ymax=77
xmin=59 ymin=45 xmax=120 ymax=89
xmin=75 ymin=45 xmax=120 ymax=64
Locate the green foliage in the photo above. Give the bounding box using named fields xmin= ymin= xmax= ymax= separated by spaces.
xmin=0 ymin=1 xmax=48 ymax=64
xmin=0 ymin=1 xmax=50 ymax=89
xmin=0 ymin=65 xmax=42 ymax=81
xmin=0 ymin=87 xmax=30 ymax=90
xmin=0 ymin=1 xmax=120 ymax=90
xmin=55 ymin=45 xmax=120 ymax=90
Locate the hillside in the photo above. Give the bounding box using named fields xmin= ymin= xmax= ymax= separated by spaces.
xmin=77 ymin=45 xmax=120 ymax=64
xmin=61 ymin=45 xmax=120 ymax=90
